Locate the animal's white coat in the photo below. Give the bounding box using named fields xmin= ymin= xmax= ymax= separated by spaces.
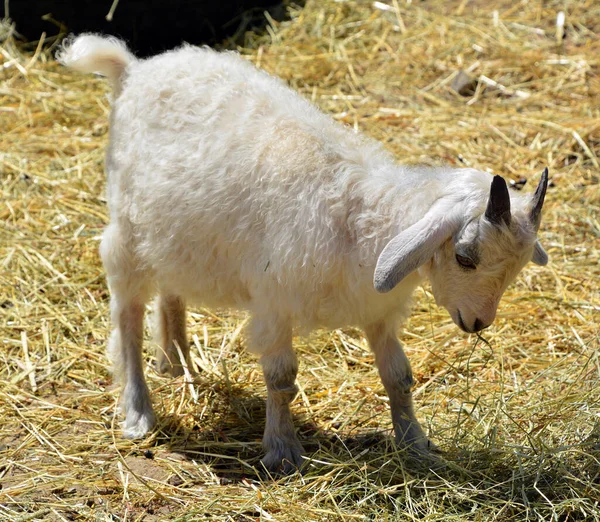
xmin=59 ymin=35 xmax=548 ymax=471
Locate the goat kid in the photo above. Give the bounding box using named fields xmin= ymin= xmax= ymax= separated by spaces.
xmin=59 ymin=35 xmax=549 ymax=474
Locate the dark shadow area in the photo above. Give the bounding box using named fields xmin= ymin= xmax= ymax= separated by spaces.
xmin=3 ymin=0 xmax=302 ymax=55
xmin=150 ymin=378 xmax=448 ymax=483
xmin=154 ymin=382 xmax=326 ymax=482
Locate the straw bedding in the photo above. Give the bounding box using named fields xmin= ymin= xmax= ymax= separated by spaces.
xmin=1 ymin=0 xmax=599 ymax=520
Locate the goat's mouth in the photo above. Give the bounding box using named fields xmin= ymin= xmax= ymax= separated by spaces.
xmin=457 ymin=310 xmax=472 ymax=333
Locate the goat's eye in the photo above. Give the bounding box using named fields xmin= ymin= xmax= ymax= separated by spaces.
xmin=456 ymin=254 xmax=476 ymax=269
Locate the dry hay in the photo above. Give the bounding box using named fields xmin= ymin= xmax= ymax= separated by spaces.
xmin=1 ymin=0 xmax=599 ymax=520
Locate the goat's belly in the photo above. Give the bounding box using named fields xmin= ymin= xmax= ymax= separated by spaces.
xmin=154 ymin=263 xmax=252 ymax=309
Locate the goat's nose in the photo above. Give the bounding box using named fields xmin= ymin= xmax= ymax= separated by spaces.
xmin=473 ymin=318 xmax=488 ymax=332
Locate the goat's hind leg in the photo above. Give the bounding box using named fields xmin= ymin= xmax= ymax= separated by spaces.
xmin=102 ymin=224 xmax=155 ymax=439
xmin=154 ymin=295 xmax=190 ymax=377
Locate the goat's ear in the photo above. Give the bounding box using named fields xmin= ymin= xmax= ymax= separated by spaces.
xmin=532 ymin=240 xmax=548 ymax=266
xmin=374 ymin=214 xmax=459 ymax=293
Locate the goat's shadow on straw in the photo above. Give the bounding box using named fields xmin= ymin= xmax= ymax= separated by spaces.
xmin=149 ymin=378 xmax=452 ymax=484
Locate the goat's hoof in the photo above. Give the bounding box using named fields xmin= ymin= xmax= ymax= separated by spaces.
xmin=122 ymin=410 xmax=156 ymax=439
xmin=395 ymin=432 xmax=444 ymax=462
xmin=403 ymin=438 xmax=446 ymax=470
xmin=412 ymin=438 xmax=441 ymax=454
xmin=156 ymin=357 xmax=174 ymax=375
xmin=156 ymin=358 xmax=192 ymax=378
xmin=261 ymin=444 xmax=305 ymax=476
xmin=395 ymin=425 xmax=441 ymax=455
xmin=404 ymin=437 xmax=440 ymax=455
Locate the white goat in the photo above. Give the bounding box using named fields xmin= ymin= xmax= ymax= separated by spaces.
xmin=59 ymin=34 xmax=549 ymax=474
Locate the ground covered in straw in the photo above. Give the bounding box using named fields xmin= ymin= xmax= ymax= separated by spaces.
xmin=1 ymin=0 xmax=599 ymax=520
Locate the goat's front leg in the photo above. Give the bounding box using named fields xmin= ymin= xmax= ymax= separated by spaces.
xmin=365 ymin=322 xmax=437 ymax=454
xmin=250 ymin=316 xmax=304 ymax=474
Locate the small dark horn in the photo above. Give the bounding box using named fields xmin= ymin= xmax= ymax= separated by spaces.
xmin=485 ymin=175 xmax=511 ymax=227
xmin=530 ymin=167 xmax=548 ymax=229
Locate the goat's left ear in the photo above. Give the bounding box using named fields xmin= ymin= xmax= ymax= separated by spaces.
xmin=532 ymin=240 xmax=548 ymax=266
xmin=374 ymin=212 xmax=460 ymax=293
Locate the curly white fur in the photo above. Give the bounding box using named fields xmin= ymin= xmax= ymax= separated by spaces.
xmin=59 ymin=35 xmax=548 ymax=472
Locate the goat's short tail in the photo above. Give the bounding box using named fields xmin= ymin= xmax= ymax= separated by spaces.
xmin=57 ymin=34 xmax=135 ymax=92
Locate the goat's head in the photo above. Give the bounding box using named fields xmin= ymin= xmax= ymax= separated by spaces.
xmin=374 ymin=168 xmax=549 ymax=333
